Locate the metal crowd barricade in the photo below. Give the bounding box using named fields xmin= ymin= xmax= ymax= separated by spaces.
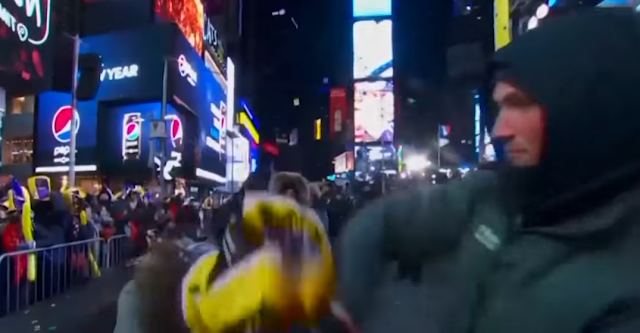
xmin=0 ymin=235 xmax=135 ymax=317
xmin=102 ymin=234 xmax=132 ymax=269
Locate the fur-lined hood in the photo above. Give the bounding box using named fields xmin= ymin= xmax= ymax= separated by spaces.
xmin=268 ymin=172 xmax=310 ymax=206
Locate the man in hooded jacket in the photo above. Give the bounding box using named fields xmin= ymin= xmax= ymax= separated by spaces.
xmin=335 ymin=8 xmax=640 ymax=333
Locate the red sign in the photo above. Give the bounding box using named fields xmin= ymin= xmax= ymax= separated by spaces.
xmin=329 ymin=88 xmax=347 ymax=138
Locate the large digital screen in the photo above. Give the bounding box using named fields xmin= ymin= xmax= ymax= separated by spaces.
xmin=34 ymin=92 xmax=98 ymax=173
xmin=170 ymin=32 xmax=227 ymax=183
xmin=354 ymin=145 xmax=397 ymax=180
xmin=96 ymin=102 xmax=198 ymax=180
xmin=155 ymin=0 xmax=204 ymax=55
xmin=0 ymin=0 xmax=54 ymax=91
xmin=353 ymin=20 xmax=393 ymax=80
xmin=354 ymin=80 xmax=394 ymax=143
xmin=80 ymin=24 xmax=171 ymax=102
xmin=353 ymin=0 xmax=392 ymax=18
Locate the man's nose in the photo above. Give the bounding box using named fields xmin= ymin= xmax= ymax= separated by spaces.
xmin=492 ymin=111 xmax=514 ymax=139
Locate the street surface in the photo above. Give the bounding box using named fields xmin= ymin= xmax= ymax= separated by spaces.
xmin=0 ymin=268 xmax=132 ymax=333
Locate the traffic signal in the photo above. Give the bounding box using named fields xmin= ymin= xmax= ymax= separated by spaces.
xmin=75 ymin=53 xmax=102 ymax=101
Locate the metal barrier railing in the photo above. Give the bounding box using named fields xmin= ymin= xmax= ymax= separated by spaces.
xmin=0 ymin=235 xmax=135 ymax=316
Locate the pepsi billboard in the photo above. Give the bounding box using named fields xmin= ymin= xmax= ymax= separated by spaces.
xmin=169 ymin=31 xmax=227 ymax=183
xmin=96 ymin=102 xmax=198 ymax=179
xmin=34 ymin=92 xmax=98 ymax=173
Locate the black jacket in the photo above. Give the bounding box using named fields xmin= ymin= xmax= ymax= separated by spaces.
xmin=338 ymin=8 xmax=640 ymax=333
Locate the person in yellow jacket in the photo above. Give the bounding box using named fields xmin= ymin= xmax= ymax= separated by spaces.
xmin=128 ymin=189 xmax=336 ymax=333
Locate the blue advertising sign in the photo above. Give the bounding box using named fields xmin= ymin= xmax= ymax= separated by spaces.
xmin=169 ymin=31 xmax=227 ymax=183
xmin=80 ymin=24 xmax=173 ymax=102
xmin=34 ymin=92 xmax=98 ymax=173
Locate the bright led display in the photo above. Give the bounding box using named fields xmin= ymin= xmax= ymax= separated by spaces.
xmin=353 ymin=0 xmax=392 ymax=18
xmin=353 ymin=20 xmax=393 ymax=80
xmin=354 ymin=80 xmax=394 ymax=143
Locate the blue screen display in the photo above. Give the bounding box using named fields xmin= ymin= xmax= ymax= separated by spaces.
xmin=169 ymin=32 xmax=227 ymax=182
xmin=97 ymin=102 xmax=197 ymax=179
xmin=35 ymin=92 xmax=98 ymax=170
xmin=80 ymin=24 xmax=172 ymax=102
xmin=353 ymin=0 xmax=392 ymax=18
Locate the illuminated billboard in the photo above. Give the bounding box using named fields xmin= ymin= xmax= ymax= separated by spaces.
xmin=155 ymin=0 xmax=204 ymax=54
xmin=35 ymin=92 xmax=98 ymax=173
xmin=0 ymin=0 xmax=54 ymax=91
xmin=353 ymin=0 xmax=392 ymax=18
xmin=353 ymin=20 xmax=393 ymax=80
xmin=354 ymin=81 xmax=394 ymax=143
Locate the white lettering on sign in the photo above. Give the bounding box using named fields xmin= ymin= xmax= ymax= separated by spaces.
xmin=154 ymin=151 xmax=182 ymax=180
xmin=178 ymin=54 xmax=197 ymax=86
xmin=0 ymin=0 xmax=51 ymax=45
xmin=53 ymin=145 xmax=77 ymax=164
xmin=204 ymin=16 xmax=218 ymax=47
xmin=100 ymin=64 xmax=139 ymax=81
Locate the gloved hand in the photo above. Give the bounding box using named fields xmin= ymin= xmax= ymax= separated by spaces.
xmin=180 ymin=193 xmax=336 ymax=333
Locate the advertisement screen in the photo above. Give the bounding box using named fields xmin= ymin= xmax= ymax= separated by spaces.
xmin=354 ymin=80 xmax=394 ymax=143
xmin=0 ymin=0 xmax=54 ymax=91
xmin=155 ymin=0 xmax=204 ymax=55
xmin=353 ymin=0 xmax=392 ymax=18
xmin=97 ymin=102 xmax=198 ymax=179
xmin=226 ymin=136 xmax=250 ymax=184
xmin=354 ymin=145 xmax=397 ymax=180
xmin=80 ymin=24 xmax=171 ymax=102
xmin=353 ymin=20 xmax=393 ymax=80
xmin=170 ymin=32 xmax=227 ymax=183
xmin=34 ymin=92 xmax=98 ymax=173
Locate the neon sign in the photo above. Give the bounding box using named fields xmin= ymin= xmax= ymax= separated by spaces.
xmin=239 ymin=112 xmax=259 ymax=144
xmin=178 ymin=54 xmax=197 ymax=86
xmin=0 ymin=0 xmax=52 ymax=45
xmin=101 ymin=64 xmax=139 ymax=81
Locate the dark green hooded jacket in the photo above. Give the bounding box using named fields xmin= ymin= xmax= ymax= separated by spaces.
xmin=338 ymin=8 xmax=640 ymax=333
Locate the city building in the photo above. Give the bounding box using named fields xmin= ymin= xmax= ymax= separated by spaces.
xmin=0 ymin=0 xmax=248 ymax=191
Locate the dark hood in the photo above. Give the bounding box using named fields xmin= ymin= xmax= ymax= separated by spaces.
xmin=492 ymin=8 xmax=640 ymax=223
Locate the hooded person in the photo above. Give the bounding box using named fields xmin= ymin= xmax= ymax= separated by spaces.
xmin=330 ymin=8 xmax=640 ymax=333
xmin=268 ymin=172 xmax=312 ymax=207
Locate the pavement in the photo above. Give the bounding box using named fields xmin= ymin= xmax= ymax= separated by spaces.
xmin=0 ymin=264 xmax=437 ymax=333
xmin=0 ymin=267 xmax=133 ymax=333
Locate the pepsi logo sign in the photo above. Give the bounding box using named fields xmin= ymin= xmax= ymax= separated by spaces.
xmin=168 ymin=115 xmax=183 ymax=148
xmin=51 ymin=106 xmax=80 ymax=143
xmin=178 ymin=54 xmax=197 ymax=86
xmin=51 ymin=106 xmax=80 ymax=164
xmin=125 ymin=123 xmax=140 ymax=140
